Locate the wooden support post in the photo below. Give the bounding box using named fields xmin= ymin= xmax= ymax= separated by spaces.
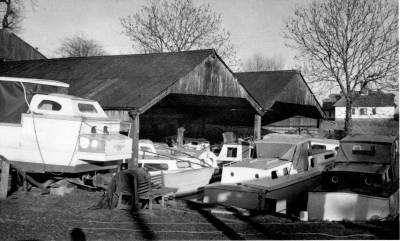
xmin=128 ymin=111 xmax=140 ymax=168
xmin=177 ymin=127 xmax=185 ymax=147
xmin=0 ymin=156 xmax=10 ymax=199
xmin=254 ymin=114 xmax=262 ymax=141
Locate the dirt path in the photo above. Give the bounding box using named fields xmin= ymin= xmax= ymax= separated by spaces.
xmin=0 ymin=188 xmax=395 ymax=240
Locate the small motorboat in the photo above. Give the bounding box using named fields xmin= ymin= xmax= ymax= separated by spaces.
xmin=308 ymin=134 xmax=399 ymax=221
xmin=137 ymin=139 xmax=216 ymax=196
xmin=203 ymin=134 xmax=338 ymax=215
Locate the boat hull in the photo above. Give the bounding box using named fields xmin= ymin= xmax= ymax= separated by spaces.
xmin=203 ymin=170 xmax=322 ymax=214
xmin=308 ymin=189 xmax=399 ymax=221
xmin=160 ymin=168 xmax=215 ymax=196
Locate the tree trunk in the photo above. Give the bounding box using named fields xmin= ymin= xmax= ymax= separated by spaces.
xmin=344 ymin=97 xmax=353 ymax=136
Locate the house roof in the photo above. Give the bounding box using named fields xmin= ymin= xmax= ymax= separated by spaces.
xmin=334 ymin=92 xmax=395 ymax=107
xmin=236 ymin=71 xmax=324 ymax=118
xmin=0 ymin=49 xmax=217 ymax=110
xmin=0 ymin=29 xmax=46 ymax=60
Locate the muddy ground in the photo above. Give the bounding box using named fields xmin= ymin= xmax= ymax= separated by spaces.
xmin=0 ymin=187 xmax=398 ymax=241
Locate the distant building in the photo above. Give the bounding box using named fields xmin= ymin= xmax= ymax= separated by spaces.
xmin=322 ymin=94 xmax=342 ymax=120
xmin=0 ymin=29 xmax=46 ymax=61
xmin=334 ymin=91 xmax=396 ymax=120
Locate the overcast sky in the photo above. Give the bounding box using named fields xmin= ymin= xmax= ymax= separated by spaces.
xmin=18 ymin=0 xmax=311 ymax=69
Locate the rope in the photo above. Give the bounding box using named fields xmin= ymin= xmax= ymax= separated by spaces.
xmin=21 ymin=82 xmax=82 ymax=175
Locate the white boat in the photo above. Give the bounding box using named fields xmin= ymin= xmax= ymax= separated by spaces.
xmin=203 ymin=134 xmax=338 ymax=214
xmin=0 ymin=77 xmax=132 ymax=174
xmin=308 ymin=134 xmax=399 ymax=221
xmin=137 ymin=139 xmax=215 ymax=196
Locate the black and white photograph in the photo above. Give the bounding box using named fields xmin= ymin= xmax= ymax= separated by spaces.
xmin=0 ymin=0 xmax=398 ymax=240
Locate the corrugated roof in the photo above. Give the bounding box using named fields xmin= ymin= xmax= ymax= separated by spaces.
xmin=334 ymin=92 xmax=395 ymax=107
xmin=0 ymin=29 xmax=46 ymax=60
xmin=0 ymin=49 xmax=214 ymax=110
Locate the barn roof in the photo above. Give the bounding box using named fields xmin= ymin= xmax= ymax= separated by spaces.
xmin=334 ymin=91 xmax=395 ymax=107
xmin=0 ymin=29 xmax=46 ymax=61
xmin=0 ymin=49 xmax=224 ymax=110
xmin=236 ymin=71 xmax=324 ymax=120
xmin=0 ymin=50 xmax=324 ymax=125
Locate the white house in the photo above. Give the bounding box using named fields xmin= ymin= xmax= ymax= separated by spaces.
xmin=334 ymin=91 xmax=396 ymax=120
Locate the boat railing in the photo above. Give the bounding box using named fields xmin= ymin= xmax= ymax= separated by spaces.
xmin=140 ymin=149 xmax=212 ymax=168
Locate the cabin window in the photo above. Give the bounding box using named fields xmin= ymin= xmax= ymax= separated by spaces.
xmin=78 ymin=103 xmax=98 ymax=113
xmin=359 ymin=108 xmax=367 ymax=115
xmin=271 ymin=171 xmax=278 ymax=179
xmin=311 ymin=144 xmax=326 ymax=150
xmin=351 ymin=108 xmax=355 ymax=115
xmin=324 ymin=153 xmax=334 ymax=159
xmin=227 ymin=147 xmax=238 ymax=158
xmin=372 ymin=108 xmax=376 ymax=115
xmin=250 ymin=148 xmax=256 ymax=158
xmin=38 ymin=100 xmax=62 ymax=111
xmin=310 ymin=158 xmax=315 ymax=168
xmin=144 ymin=163 xmax=168 ymax=171
xmin=283 ymin=168 xmax=289 ymax=176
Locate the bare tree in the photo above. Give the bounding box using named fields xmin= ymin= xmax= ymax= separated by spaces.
xmin=56 ymin=34 xmax=107 ymax=57
xmin=284 ymin=0 xmax=398 ymax=135
xmin=0 ymin=0 xmax=24 ymax=31
xmin=243 ymin=54 xmax=285 ymax=71
xmin=120 ymin=0 xmax=239 ymax=69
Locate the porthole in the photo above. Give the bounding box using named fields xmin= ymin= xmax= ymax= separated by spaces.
xmin=331 ymin=176 xmax=339 ymax=184
xmin=255 ymin=174 xmax=259 ymax=179
xmin=230 ymin=172 xmax=234 ymax=177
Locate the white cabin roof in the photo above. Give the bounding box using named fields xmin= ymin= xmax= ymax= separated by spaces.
xmin=0 ymin=76 xmax=69 ymax=88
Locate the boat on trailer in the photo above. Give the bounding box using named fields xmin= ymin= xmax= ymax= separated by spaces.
xmin=203 ymin=134 xmax=338 ymax=215
xmin=137 ymin=139 xmax=215 ymax=196
xmin=308 ymin=134 xmax=399 ymax=221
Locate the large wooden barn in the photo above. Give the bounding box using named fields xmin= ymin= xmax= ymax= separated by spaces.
xmin=0 ymin=49 xmax=324 ymax=165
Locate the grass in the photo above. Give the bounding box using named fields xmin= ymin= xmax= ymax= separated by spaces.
xmin=321 ymin=119 xmax=399 ymax=138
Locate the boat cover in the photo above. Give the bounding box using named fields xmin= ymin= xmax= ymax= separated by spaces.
xmin=255 ymin=134 xmax=309 ymax=172
xmin=0 ymin=82 xmax=64 ymax=123
xmin=336 ymin=134 xmax=399 ymax=182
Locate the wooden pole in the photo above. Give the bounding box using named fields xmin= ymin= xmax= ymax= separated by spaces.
xmin=0 ymin=156 xmax=10 ymax=199
xmin=128 ymin=111 xmax=140 ymax=168
xmin=254 ymin=114 xmax=262 ymax=141
xmin=177 ymin=127 xmax=185 ymax=147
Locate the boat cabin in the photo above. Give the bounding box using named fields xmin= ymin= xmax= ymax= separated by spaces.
xmin=221 ymin=134 xmax=337 ymax=184
xmin=322 ymin=134 xmax=399 ymax=191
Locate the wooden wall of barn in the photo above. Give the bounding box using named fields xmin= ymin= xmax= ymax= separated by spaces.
xmin=274 ymin=74 xmax=322 ymax=113
xmin=267 ymin=115 xmax=319 ymax=128
xmin=170 ymin=55 xmax=249 ymax=99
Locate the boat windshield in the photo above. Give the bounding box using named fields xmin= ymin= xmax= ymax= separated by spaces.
xmin=255 ymin=142 xmax=294 ymax=159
